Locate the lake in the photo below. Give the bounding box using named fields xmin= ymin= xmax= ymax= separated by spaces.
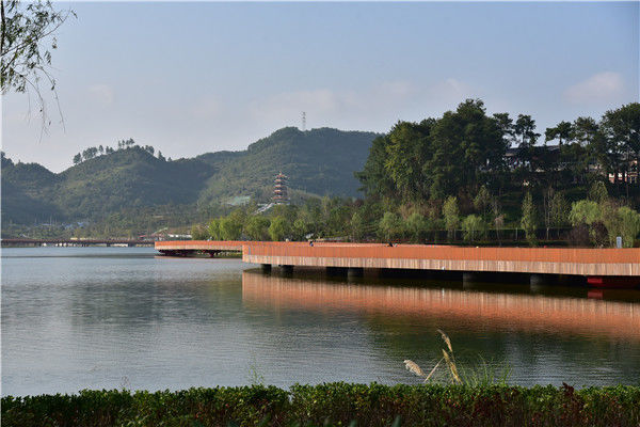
xmin=2 ymin=246 xmax=639 ymax=396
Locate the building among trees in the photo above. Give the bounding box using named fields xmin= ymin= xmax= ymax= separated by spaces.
xmin=273 ymin=172 xmax=289 ymax=205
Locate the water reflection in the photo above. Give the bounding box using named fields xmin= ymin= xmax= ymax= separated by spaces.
xmin=242 ymin=270 xmax=640 ymax=341
xmin=242 ymin=269 xmax=640 ymax=387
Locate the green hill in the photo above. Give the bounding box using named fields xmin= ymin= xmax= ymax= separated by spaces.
xmin=198 ymin=127 xmax=378 ymax=204
xmin=2 ymin=147 xmax=215 ymax=224
xmin=1 ymin=127 xmax=378 ymax=229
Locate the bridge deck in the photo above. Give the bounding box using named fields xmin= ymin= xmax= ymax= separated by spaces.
xmin=156 ymin=241 xmax=640 ymax=277
xmin=156 ymin=240 xmax=244 ymax=252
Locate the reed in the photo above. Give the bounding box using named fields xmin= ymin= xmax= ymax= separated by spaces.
xmin=404 ymin=330 xmax=511 ymax=386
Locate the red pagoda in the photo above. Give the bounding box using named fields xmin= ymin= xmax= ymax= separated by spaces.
xmin=273 ymin=172 xmax=289 ymax=205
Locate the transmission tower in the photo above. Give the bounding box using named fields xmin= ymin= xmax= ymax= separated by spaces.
xmin=302 ymin=111 xmax=306 ymax=131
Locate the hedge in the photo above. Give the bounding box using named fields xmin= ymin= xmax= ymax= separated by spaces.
xmin=2 ymin=383 xmax=639 ymax=427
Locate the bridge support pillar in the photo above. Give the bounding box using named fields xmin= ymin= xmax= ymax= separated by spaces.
xmin=261 ymin=264 xmax=272 ymax=273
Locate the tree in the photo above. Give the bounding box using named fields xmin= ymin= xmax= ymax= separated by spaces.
xmin=1 ymin=150 xmax=13 ymax=167
xmin=378 ymin=212 xmax=402 ymax=242
xmin=599 ymin=201 xmax=621 ymax=247
xmin=219 ymin=214 xmax=243 ymax=240
xmin=384 ymin=121 xmax=432 ymax=201
xmin=350 ymin=211 xmax=365 ymax=242
xmin=549 ymin=191 xmax=569 ymax=238
xmin=292 ymin=218 xmax=309 ymax=240
xmin=617 ymin=206 xmax=640 ymax=248
xmin=588 ymin=181 xmax=609 ymax=205
xmin=545 ymin=121 xmax=573 ymax=146
xmin=72 ymin=153 xmax=82 ymax=165
xmin=245 ymin=215 xmax=270 ymax=241
xmin=427 ymin=100 xmax=505 ymax=199
xmin=568 ymin=199 xmax=607 ymax=246
xmin=207 ymin=218 xmax=222 ymax=240
xmin=515 ymin=115 xmax=540 ymax=150
xmin=268 ymin=216 xmax=289 ymax=241
xmin=81 ymin=146 xmax=98 ymax=160
xmin=473 ymin=185 xmax=491 ymax=220
xmin=1 ymin=0 xmax=74 ymax=126
xmin=520 ymin=192 xmax=537 ymax=245
xmin=491 ymin=197 xmax=504 ymax=245
xmin=191 ymin=224 xmax=208 ymax=240
xmin=514 ymin=115 xmax=540 ymax=180
xmin=493 ymin=113 xmax=514 ymax=147
xmin=462 ymin=214 xmax=486 ymax=243
xmin=569 ymin=200 xmax=601 ymax=227
xmin=442 ymin=196 xmax=460 ymax=242
xmin=405 ymin=212 xmax=429 ymax=243
xmin=542 ymin=187 xmax=554 ymax=241
xmin=601 ymin=103 xmax=640 ymax=193
xmin=356 ymin=135 xmax=395 ymax=199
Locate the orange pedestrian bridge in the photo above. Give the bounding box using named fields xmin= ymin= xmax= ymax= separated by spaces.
xmin=155 ymin=241 xmax=640 ymax=287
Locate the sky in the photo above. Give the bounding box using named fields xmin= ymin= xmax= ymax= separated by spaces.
xmin=2 ymin=1 xmax=639 ymax=172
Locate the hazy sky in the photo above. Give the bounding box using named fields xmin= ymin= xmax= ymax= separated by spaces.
xmin=2 ymin=1 xmax=638 ymax=172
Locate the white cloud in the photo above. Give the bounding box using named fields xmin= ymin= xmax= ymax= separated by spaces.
xmin=88 ymin=84 xmax=114 ymax=106
xmin=563 ymin=72 xmax=624 ymax=105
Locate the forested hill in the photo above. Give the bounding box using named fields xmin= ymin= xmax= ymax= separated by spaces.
xmin=1 ymin=127 xmax=378 ymax=228
xmin=197 ymin=127 xmax=378 ymax=205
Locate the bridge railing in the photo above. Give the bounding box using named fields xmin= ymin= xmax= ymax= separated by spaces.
xmin=243 ymin=242 xmax=640 ymax=264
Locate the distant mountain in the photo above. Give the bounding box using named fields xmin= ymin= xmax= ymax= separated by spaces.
xmin=2 ymin=147 xmax=215 ymax=224
xmin=1 ymin=127 xmax=378 ymax=226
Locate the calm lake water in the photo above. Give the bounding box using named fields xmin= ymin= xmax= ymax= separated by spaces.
xmin=2 ymin=247 xmax=640 ymax=396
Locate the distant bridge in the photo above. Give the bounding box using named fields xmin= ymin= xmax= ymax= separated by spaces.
xmin=2 ymin=238 xmax=154 ymax=247
xmin=156 ymin=241 xmax=640 ymax=288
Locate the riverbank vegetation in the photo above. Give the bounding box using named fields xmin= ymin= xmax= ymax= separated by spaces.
xmin=3 ymin=383 xmax=639 ymax=426
xmin=193 ymin=178 xmax=640 ymax=247
xmin=193 ymin=101 xmax=640 ymax=247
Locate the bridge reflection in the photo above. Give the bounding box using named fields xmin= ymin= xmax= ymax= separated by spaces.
xmin=242 ymin=270 xmax=640 ymax=341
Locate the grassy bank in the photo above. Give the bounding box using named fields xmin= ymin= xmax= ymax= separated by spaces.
xmin=2 ymin=383 xmax=639 ymax=427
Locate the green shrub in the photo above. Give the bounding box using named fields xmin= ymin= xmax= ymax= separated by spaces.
xmin=3 ymin=384 xmax=640 ymax=427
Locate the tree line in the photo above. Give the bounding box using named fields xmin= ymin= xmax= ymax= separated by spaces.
xmin=72 ymin=138 xmax=167 ymax=164
xmin=357 ymin=99 xmax=639 ymax=203
xmin=193 ymin=100 xmax=640 ymax=247
xmin=192 ymin=182 xmax=639 ymax=248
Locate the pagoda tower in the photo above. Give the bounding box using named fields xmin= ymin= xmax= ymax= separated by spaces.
xmin=273 ymin=172 xmax=289 ymax=205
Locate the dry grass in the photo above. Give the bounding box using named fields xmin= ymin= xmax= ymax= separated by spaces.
xmin=404 ymin=330 xmax=510 ymax=386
